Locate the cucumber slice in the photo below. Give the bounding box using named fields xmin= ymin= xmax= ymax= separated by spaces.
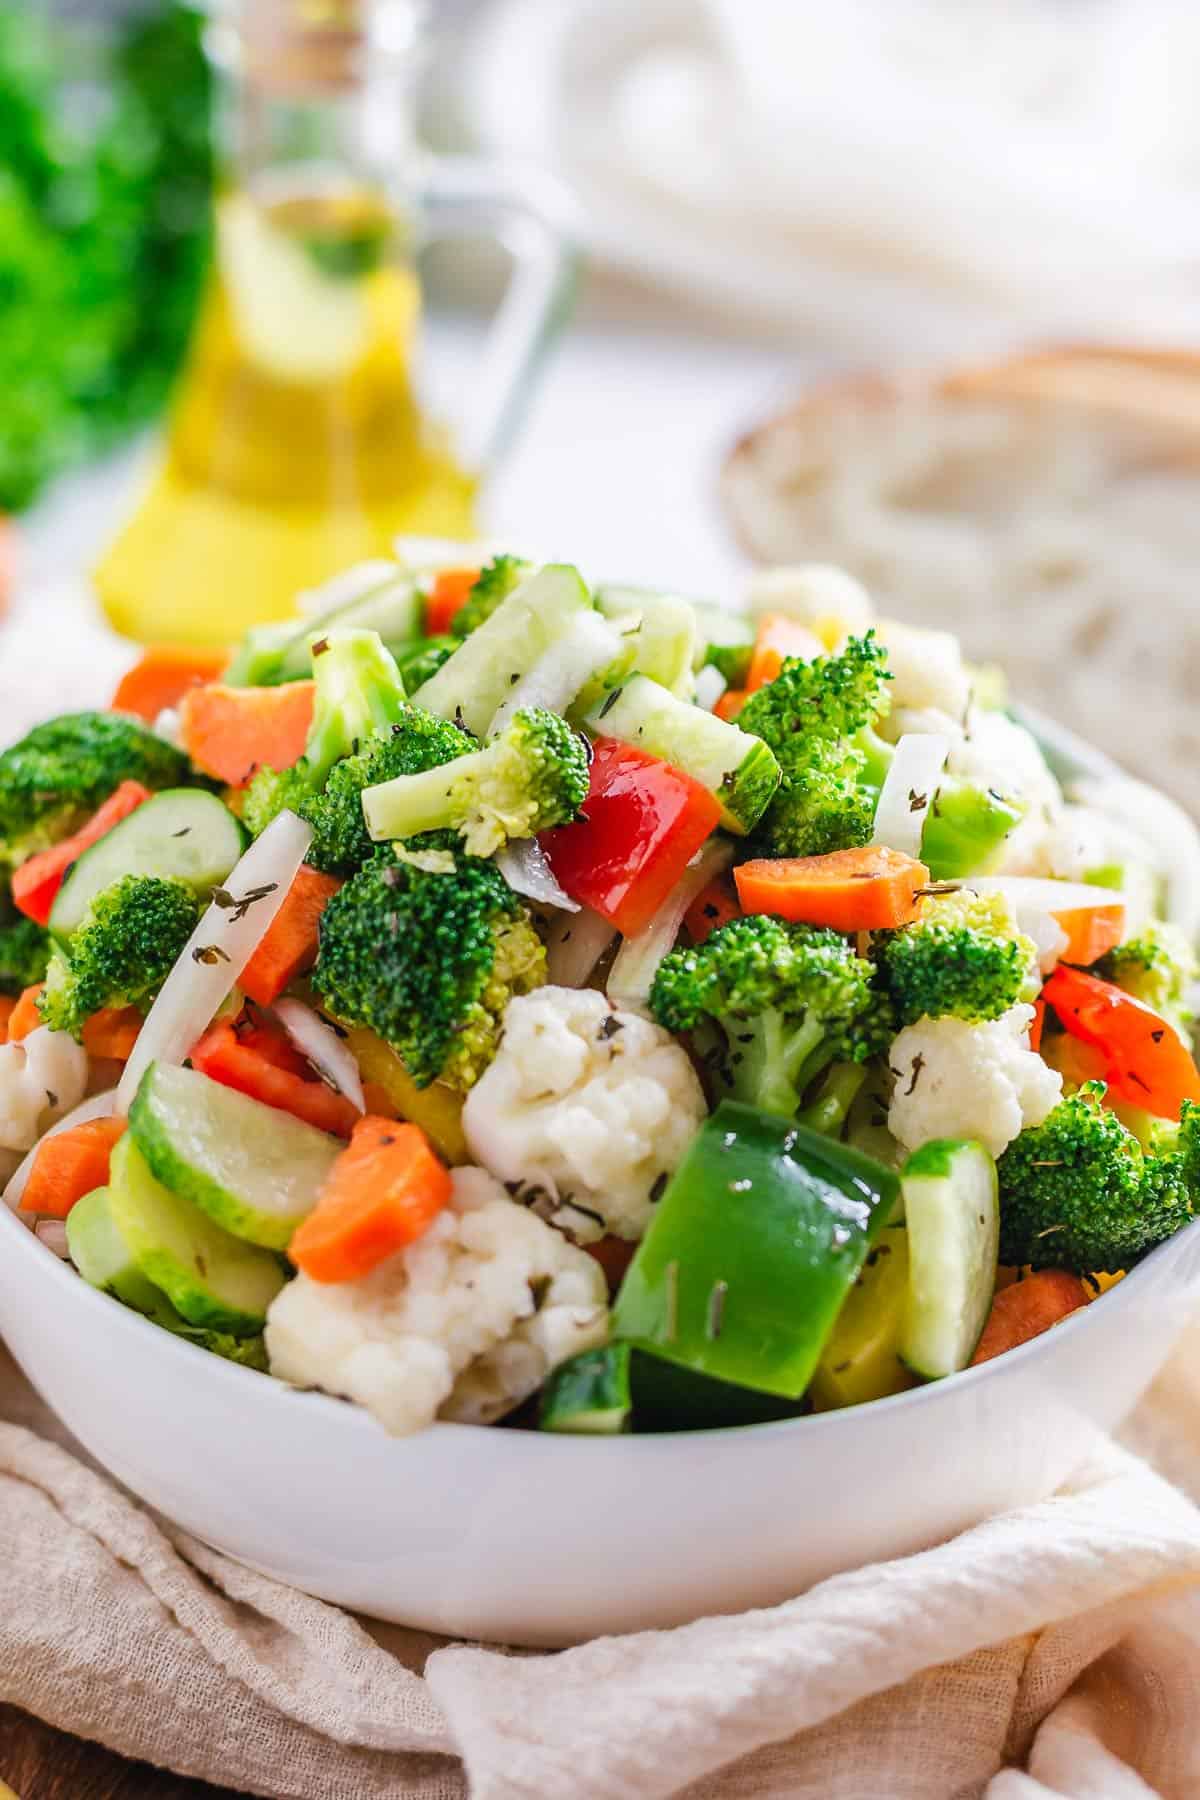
xmin=595 ymin=586 xmax=697 ymax=697
xmin=585 ymin=673 xmax=780 ymax=835
xmin=690 ymin=602 xmax=754 ymax=686
xmin=900 ymin=1138 xmax=999 ymax=1380
xmin=50 ymin=790 xmax=246 ymax=942
xmin=539 ymin=1344 xmax=633 ymax=1434
xmin=66 ymin=1183 xmax=171 ymax=1315
xmin=225 ymin=568 xmax=422 ymax=687
xmin=129 ymin=1061 xmax=341 ymax=1251
xmin=412 ymin=564 xmax=592 ymax=737
xmin=811 ymin=1218 xmax=914 ymax=1410
xmin=107 ymin=1134 xmax=285 ymax=1334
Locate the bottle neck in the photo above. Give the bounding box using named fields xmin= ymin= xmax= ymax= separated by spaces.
xmin=208 ymin=0 xmax=428 ymax=201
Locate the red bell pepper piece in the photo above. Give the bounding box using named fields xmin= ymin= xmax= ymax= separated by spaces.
xmin=1042 ymin=964 xmax=1200 ymax=1120
xmin=540 ymin=738 xmax=721 ymax=938
xmin=191 ymin=1018 xmax=360 ymax=1139
xmin=12 ymin=780 xmax=152 ymax=925
xmin=423 ymin=567 xmax=481 ymax=636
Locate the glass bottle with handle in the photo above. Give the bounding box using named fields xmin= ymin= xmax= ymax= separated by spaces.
xmin=95 ymin=0 xmax=576 ymax=646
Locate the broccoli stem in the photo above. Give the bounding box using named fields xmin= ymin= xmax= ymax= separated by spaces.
xmin=796 ymin=1063 xmax=869 ymax=1137
xmin=731 ymin=1011 xmax=829 ymax=1118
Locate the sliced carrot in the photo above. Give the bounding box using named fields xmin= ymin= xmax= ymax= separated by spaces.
xmin=19 ymin=1116 xmax=127 ymax=1219
xmin=745 ymin=614 xmax=824 ymax=694
xmin=8 ymin=984 xmax=44 ymax=1042
xmin=714 ymin=689 xmax=746 ymax=723
xmin=191 ymin=1019 xmax=360 ymax=1139
xmin=1028 ymin=997 xmax=1046 ymax=1054
xmin=684 ymin=876 xmax=741 ymax=945
xmin=111 ymin=646 xmax=230 ymax=724
xmin=289 ymin=1117 xmax=452 ymax=1283
xmin=1056 ymin=903 xmax=1125 ymax=967
xmin=82 ymin=1007 xmax=142 ymax=1062
xmin=12 ymin=781 xmax=153 ymax=926
xmin=970 ymin=1270 xmax=1090 ymax=1366
xmin=424 ymin=566 xmax=481 ymax=636
xmin=0 ymin=996 xmax=14 ymax=1043
xmin=240 ymin=866 xmax=343 ymax=1007
xmin=178 ymin=682 xmax=315 ymax=788
xmin=735 ymin=846 xmax=929 ymax=932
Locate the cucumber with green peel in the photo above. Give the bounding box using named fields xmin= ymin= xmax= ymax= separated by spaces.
xmin=900 ymin=1138 xmax=999 ymax=1380
xmin=412 ymin=564 xmax=593 ymax=737
xmin=690 ymin=602 xmax=755 ymax=686
xmin=224 ymin=568 xmax=422 ymax=687
xmin=584 ymin=673 xmax=780 ymax=834
xmin=595 ymin=585 xmax=697 ymax=697
xmin=66 ymin=1183 xmax=171 ymax=1315
xmin=49 ymin=790 xmax=246 ymax=943
xmin=539 ymin=1344 xmax=633 ymax=1434
xmin=106 ymin=1134 xmax=285 ymax=1334
xmin=129 ymin=1062 xmax=341 ymax=1251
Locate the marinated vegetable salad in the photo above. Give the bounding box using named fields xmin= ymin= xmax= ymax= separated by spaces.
xmin=4 ymin=550 xmax=1200 ymax=1436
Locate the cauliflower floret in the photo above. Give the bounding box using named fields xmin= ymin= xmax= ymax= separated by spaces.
xmin=745 ymin=564 xmax=874 ymax=644
xmin=462 ymin=985 xmax=707 ymax=1242
xmin=0 ymin=1026 xmax=89 ymax=1154
xmin=875 ymin=620 xmax=972 ymax=735
xmin=265 ymin=1166 xmax=608 ymax=1437
xmin=887 ymin=1003 xmax=1062 ymax=1161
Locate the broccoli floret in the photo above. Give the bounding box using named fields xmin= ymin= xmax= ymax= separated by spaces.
xmin=876 ymin=890 xmax=1036 ymax=1026
xmin=738 ymin=633 xmax=892 ymax=858
xmin=392 ymin=635 xmax=455 ymax=691
xmin=361 ymin=707 xmax=590 ymax=858
xmin=304 ymin=708 xmax=474 ymax=874
xmin=304 ymin=628 xmax=409 ymax=784
xmin=0 ymin=712 xmax=188 ymax=869
xmin=450 ymin=555 xmax=530 ymax=638
xmin=1096 ymin=921 xmax=1198 ymax=1031
xmin=649 ymin=913 xmax=887 ymax=1119
xmin=0 ymin=915 xmax=50 ymax=995
xmin=996 ymin=1081 xmax=1196 ymax=1273
xmin=313 ymin=851 xmax=546 ymax=1090
xmin=37 ymin=875 xmax=199 ymax=1039
xmin=239 ymin=763 xmax=314 ymax=841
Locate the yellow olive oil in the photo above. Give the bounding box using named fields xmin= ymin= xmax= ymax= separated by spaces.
xmin=96 ymin=181 xmax=476 ymax=646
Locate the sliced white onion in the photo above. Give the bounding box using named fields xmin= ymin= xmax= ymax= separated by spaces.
xmin=968 ymin=875 xmax=1126 ymax=916
xmin=694 ymin=665 xmax=728 ymax=713
xmin=4 ymin=1087 xmax=119 ymax=1217
xmin=35 ymin=1219 xmax=69 ymax=1258
xmin=871 ymin=733 xmax=951 ymax=860
xmin=487 ymin=611 xmax=622 ymax=739
xmin=1071 ymin=776 xmax=1200 ymax=943
xmin=608 ymin=838 xmax=735 ymax=1011
xmin=496 ymin=839 xmax=579 ymax=912
xmin=272 ymin=998 xmax=365 ymax=1113
xmin=544 ymin=906 xmax=617 ymax=989
xmin=116 ymin=810 xmax=314 ymax=1114
xmin=296 ymin=559 xmax=398 ymax=617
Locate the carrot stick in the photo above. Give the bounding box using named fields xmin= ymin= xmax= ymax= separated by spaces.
xmin=12 ymin=780 xmax=153 ymax=925
xmin=0 ymin=996 xmax=15 ymax=1044
xmin=111 ymin=646 xmax=230 ymax=724
xmin=288 ymin=1117 xmax=452 ymax=1282
xmin=19 ymin=1116 xmax=127 ymax=1219
xmin=1056 ymin=903 xmax=1125 ymax=967
xmin=82 ymin=1007 xmax=142 ymax=1062
xmin=714 ymin=689 xmax=746 ymax=723
xmin=745 ymin=614 xmax=824 ymax=693
xmin=1028 ymin=997 xmax=1046 ymax=1054
xmin=970 ymin=1270 xmax=1090 ymax=1366
xmin=735 ymin=846 xmax=929 ymax=932
xmin=239 ymin=866 xmax=343 ymax=1006
xmin=178 ymin=682 xmax=315 ymax=787
xmin=424 ymin=567 xmax=481 ymax=636
xmin=684 ymin=876 xmax=740 ymax=945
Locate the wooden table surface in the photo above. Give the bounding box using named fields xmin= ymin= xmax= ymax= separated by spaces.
xmin=0 ymin=1707 xmax=246 ymax=1800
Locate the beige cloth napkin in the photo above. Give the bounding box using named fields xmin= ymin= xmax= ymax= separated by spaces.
xmin=6 ymin=1338 xmax=1200 ymax=1800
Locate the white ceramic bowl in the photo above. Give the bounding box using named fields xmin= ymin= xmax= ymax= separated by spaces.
xmin=3 ymin=1198 xmax=1199 ymax=1647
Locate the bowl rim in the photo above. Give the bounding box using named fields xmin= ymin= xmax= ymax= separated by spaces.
xmin=4 ymin=1193 xmax=1196 ymax=1448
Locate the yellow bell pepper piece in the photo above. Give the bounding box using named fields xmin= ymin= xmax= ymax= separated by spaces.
xmin=345 ymin=1026 xmax=468 ymax=1164
xmin=811 ymin=1219 xmax=917 ymax=1410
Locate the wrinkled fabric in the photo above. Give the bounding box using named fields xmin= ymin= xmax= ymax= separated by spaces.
xmin=6 ymin=1331 xmax=1200 ymax=1798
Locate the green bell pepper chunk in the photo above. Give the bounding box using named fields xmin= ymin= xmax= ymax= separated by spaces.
xmin=612 ymin=1102 xmax=900 ymax=1399
xmin=921 ymin=778 xmax=1024 ymax=881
